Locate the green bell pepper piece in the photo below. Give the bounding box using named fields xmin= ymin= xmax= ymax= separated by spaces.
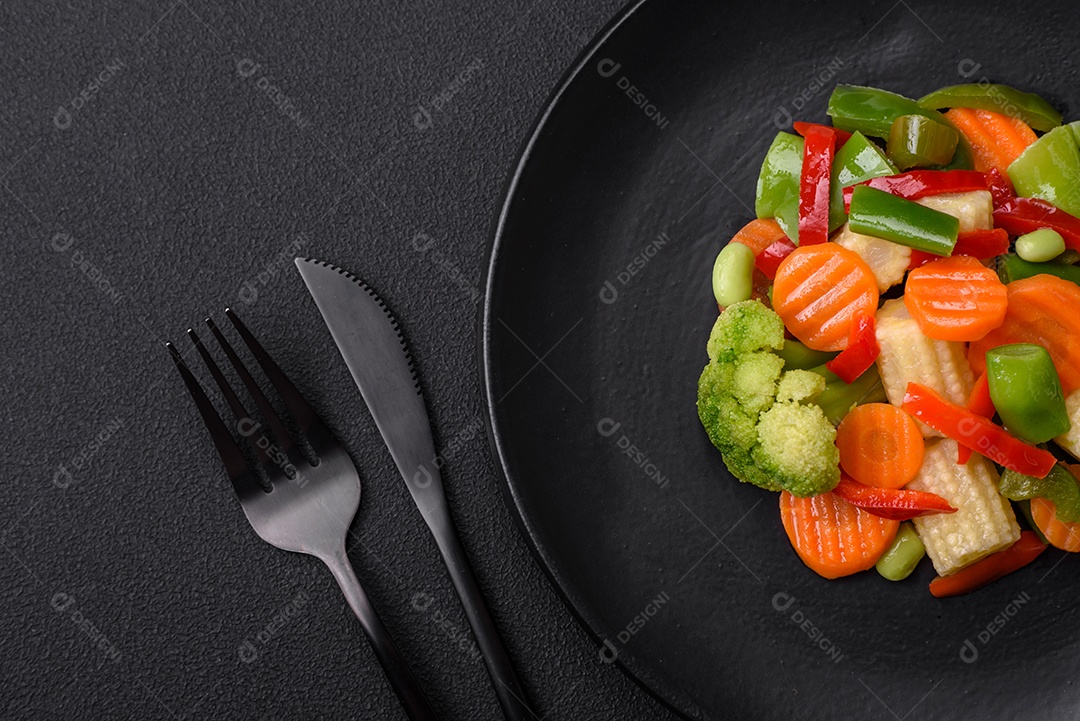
xmin=875 ymin=522 xmax=925 ymax=581
xmin=997 ymin=253 xmax=1080 ymax=286
xmin=887 ymin=114 xmax=959 ymax=170
xmin=773 ymin=194 xmax=800 ymax=244
xmin=917 ymin=83 xmax=1062 ymax=133
xmin=808 ymin=363 xmax=887 ymax=426
xmin=1000 ymin=465 xmax=1080 ymax=523
xmin=829 ymin=131 xmax=897 ymax=232
xmin=1007 ymin=124 xmax=1080 ymax=219
xmin=755 ymin=132 xmax=804 ymax=219
xmin=985 ymin=343 xmax=1071 ymax=444
xmin=776 ymin=339 xmax=838 ymax=370
xmin=847 ymin=185 xmax=959 ymax=255
xmin=826 ymin=85 xmax=974 ymax=170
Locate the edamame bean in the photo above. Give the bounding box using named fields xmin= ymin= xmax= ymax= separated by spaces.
xmin=1016 ymin=228 xmax=1066 ymax=263
xmin=712 ymin=242 xmax=755 ymax=308
xmin=875 ymin=522 xmax=925 ymax=581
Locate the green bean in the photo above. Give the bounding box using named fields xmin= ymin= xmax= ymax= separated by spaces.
xmin=1055 ymin=249 xmax=1080 ymax=265
xmin=875 ymin=522 xmax=925 ymax=581
xmin=997 ymin=253 xmax=1080 ymax=285
xmin=887 ymin=114 xmax=958 ymax=170
xmin=986 ymin=343 xmax=1071 ymax=444
xmin=712 ymin=242 xmax=755 ymax=308
xmin=1016 ymin=228 xmax=1066 ymax=263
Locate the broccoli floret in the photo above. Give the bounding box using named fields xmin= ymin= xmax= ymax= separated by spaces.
xmin=706 ymin=299 xmax=784 ymax=363
xmin=755 ymin=403 xmax=839 ymax=496
xmin=776 ymin=369 xmax=826 ymax=404
xmin=697 ymin=300 xmax=839 ymax=497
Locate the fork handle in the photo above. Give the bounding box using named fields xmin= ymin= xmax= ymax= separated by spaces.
xmin=323 ymin=549 xmax=441 ymax=721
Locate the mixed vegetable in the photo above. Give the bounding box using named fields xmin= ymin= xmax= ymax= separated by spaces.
xmin=698 ymin=82 xmax=1080 ymax=596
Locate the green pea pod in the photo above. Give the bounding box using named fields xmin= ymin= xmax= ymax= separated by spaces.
xmin=875 ymin=522 xmax=925 ymax=581
xmin=829 ymin=131 xmax=897 ymax=232
xmin=809 ymin=363 xmax=887 ymax=426
xmin=755 ymin=132 xmax=804 ymax=219
xmin=776 ymin=339 xmax=838 ymax=370
xmin=997 ymin=253 xmax=1080 ymax=286
xmin=1000 ymin=466 xmax=1080 ymax=523
xmin=917 ymin=83 xmax=1062 ymax=133
xmin=887 ymin=115 xmax=959 ymax=170
xmin=848 ymin=185 xmax=959 ymax=255
xmin=826 ymin=85 xmax=974 ymax=170
xmin=985 ymin=343 xmax=1071 ymax=444
xmin=1007 ymin=124 xmax=1080 ymax=219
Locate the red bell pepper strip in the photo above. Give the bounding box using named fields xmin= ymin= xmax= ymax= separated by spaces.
xmin=954 ymin=228 xmax=1010 ymax=258
xmin=901 ymin=382 xmax=1056 ymax=478
xmin=957 ymin=373 xmax=995 ymax=465
xmin=755 ymin=236 xmax=797 ymax=280
xmin=985 ymin=168 xmax=1015 ymax=210
xmin=994 ymin=197 xmax=1080 ymax=252
xmin=825 ymin=315 xmax=879 ymax=383
xmin=908 ymin=228 xmax=1010 ymax=269
xmin=907 ymin=249 xmax=936 ymax=270
xmin=842 ymin=170 xmax=989 ymax=212
xmin=793 ymin=121 xmax=852 ymax=148
xmin=798 ymin=126 xmax=836 ymax=246
xmin=832 ymin=475 xmax=956 ymax=522
xmin=966 ymin=372 xmax=996 ymax=419
xmin=929 ymin=531 xmax=1047 ymax=598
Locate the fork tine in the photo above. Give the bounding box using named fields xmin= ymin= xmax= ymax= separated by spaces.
xmin=166 ymin=341 xmax=263 ymax=500
xmin=206 ymin=317 xmax=298 ymax=456
xmin=225 ymin=308 xmax=323 ymax=434
xmin=188 ymin=328 xmax=273 ymax=471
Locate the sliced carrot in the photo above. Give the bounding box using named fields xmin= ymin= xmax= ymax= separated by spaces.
xmin=835 ymin=403 xmax=924 ymax=489
xmin=731 ymin=218 xmax=788 ymax=256
xmin=957 ymin=373 xmax=994 ymax=465
xmin=1031 ymin=497 xmax=1080 ymax=552
xmin=903 ymin=255 xmax=1007 ymax=342
xmin=945 ymin=107 xmax=1038 ymax=176
xmin=969 ymin=274 xmax=1080 ymax=394
xmin=772 ymin=244 xmax=879 ymax=351
xmin=779 ymin=490 xmax=899 ymax=579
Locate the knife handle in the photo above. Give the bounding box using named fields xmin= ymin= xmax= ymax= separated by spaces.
xmin=427 ymin=508 xmax=535 ymax=721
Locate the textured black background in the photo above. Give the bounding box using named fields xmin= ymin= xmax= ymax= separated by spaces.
xmin=0 ymin=1 xmax=675 ymax=719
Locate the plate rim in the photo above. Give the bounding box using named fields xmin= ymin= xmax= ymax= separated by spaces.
xmin=478 ymin=0 xmax=701 ymax=718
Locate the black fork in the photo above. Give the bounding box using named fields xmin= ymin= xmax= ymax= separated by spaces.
xmin=168 ymin=309 xmax=440 ymax=721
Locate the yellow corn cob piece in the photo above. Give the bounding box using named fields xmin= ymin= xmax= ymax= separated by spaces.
xmin=908 ymin=438 xmax=1020 ymax=575
xmin=831 ymin=223 xmax=911 ymax=292
xmin=874 ymin=298 xmax=974 ymax=436
xmin=1054 ymin=389 xmax=1080 ymax=461
xmin=916 ymin=190 xmax=993 ymax=232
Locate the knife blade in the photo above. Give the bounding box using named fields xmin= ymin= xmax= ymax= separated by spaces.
xmin=295 ymin=257 xmax=534 ymax=721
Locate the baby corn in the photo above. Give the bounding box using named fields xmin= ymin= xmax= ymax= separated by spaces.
xmin=1054 ymin=389 xmax=1080 ymax=461
xmin=916 ymin=190 xmax=994 ymax=232
xmin=875 ymin=298 xmax=974 ymax=436
xmin=832 ymin=223 xmax=910 ymax=292
xmin=908 ymin=438 xmax=1021 ymax=576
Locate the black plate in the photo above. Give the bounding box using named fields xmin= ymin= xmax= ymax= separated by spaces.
xmin=482 ymin=1 xmax=1080 ymax=718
